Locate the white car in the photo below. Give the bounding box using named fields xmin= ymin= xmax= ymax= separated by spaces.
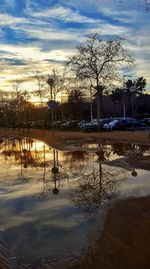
xmin=103 ymin=119 xmax=118 ymax=130
xmin=79 ymin=119 xmax=98 ymax=130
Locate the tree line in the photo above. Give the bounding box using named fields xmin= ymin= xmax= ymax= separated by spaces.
xmin=0 ymin=33 xmax=149 ymax=128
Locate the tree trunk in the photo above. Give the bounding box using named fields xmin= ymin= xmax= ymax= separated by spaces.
xmin=96 ymin=78 xmax=101 ymax=129
xmin=90 ymin=100 xmax=93 ymax=121
xmin=97 ymin=88 xmax=101 ymax=129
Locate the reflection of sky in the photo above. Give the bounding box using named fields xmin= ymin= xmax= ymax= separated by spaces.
xmin=0 ymin=173 xmax=92 ymax=263
xmin=119 ymin=169 xmax=150 ymax=198
xmin=0 ymin=138 xmax=95 ymax=265
xmin=0 ymin=137 xmax=150 ymax=266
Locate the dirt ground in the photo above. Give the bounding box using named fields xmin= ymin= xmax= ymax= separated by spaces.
xmin=1 ymin=127 xmax=150 ymax=149
xmin=66 ymin=196 xmax=150 ymax=269
xmin=1 ymin=128 xmax=150 ymax=269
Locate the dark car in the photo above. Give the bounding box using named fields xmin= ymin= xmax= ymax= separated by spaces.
xmin=61 ymin=120 xmax=79 ymax=129
xmin=142 ymin=118 xmax=150 ymax=126
xmin=113 ymin=118 xmax=145 ymax=130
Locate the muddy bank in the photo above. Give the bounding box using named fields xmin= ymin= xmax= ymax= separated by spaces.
xmin=63 ymin=196 xmax=150 ymax=269
xmin=127 ymin=155 xmax=150 ymax=171
xmin=0 ymin=128 xmax=150 ymax=149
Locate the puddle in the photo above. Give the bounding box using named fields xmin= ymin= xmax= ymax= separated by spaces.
xmin=0 ymin=137 xmax=150 ymax=268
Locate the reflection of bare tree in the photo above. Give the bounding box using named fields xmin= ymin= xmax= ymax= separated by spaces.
xmin=64 ymin=150 xmax=88 ymax=163
xmin=18 ymin=139 xmax=23 ymax=179
xmin=72 ymin=164 xmax=127 ymax=214
xmin=0 ymin=137 xmax=47 ymax=168
xmin=95 ymin=150 xmax=106 ymax=162
xmin=63 ymin=151 xmax=90 ymax=176
xmin=40 ymin=149 xmax=61 ymax=197
xmin=95 ymin=144 xmax=111 ymax=162
xmin=111 ymin=142 xmax=150 ymax=157
xmin=40 ymin=143 xmax=49 ymax=197
xmin=137 ymin=144 xmax=150 ymax=155
xmin=111 ymin=143 xmax=136 ymax=156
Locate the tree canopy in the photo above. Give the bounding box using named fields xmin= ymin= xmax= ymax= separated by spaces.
xmin=68 ymin=32 xmax=134 ymax=122
xmin=68 ymin=33 xmax=134 ymax=85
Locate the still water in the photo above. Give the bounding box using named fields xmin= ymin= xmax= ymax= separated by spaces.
xmin=0 ymin=137 xmax=150 ymax=268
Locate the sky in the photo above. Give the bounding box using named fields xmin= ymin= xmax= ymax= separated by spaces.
xmin=0 ymin=0 xmax=150 ymax=94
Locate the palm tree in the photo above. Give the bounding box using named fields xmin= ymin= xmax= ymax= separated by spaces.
xmin=68 ymin=89 xmax=83 ymax=103
xmin=68 ymin=89 xmax=84 ymax=120
xmin=124 ymin=77 xmax=146 ymax=116
xmin=111 ymin=88 xmax=124 ymax=116
xmin=135 ymin=76 xmax=146 ymax=95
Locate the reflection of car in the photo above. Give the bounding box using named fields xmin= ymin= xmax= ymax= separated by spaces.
xmin=104 ymin=118 xmax=145 ymax=130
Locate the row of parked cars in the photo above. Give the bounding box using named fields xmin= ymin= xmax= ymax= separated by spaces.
xmin=9 ymin=117 xmax=150 ymax=131
xmin=62 ymin=117 xmax=150 ymax=131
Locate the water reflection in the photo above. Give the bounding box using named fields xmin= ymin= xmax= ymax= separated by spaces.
xmin=70 ymin=144 xmax=127 ymax=214
xmin=0 ymin=137 xmax=150 ymax=268
xmin=72 ymin=163 xmax=127 ymax=214
xmin=51 ymin=149 xmax=59 ymax=195
xmin=111 ymin=142 xmax=150 ymax=157
xmin=95 ymin=143 xmax=112 ymax=162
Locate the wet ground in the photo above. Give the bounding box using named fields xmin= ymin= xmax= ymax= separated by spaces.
xmin=0 ymin=136 xmax=150 ymax=268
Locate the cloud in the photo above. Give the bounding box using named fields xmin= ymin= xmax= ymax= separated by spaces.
xmin=0 ymin=0 xmax=150 ymax=92
xmin=32 ymin=5 xmax=100 ymax=23
xmin=23 ymin=0 xmax=41 ymax=14
xmin=88 ymin=23 xmax=128 ymax=36
xmin=0 ymin=13 xmax=27 ymax=26
xmin=17 ymin=25 xmax=80 ymax=42
xmin=0 ymin=43 xmax=74 ymax=62
xmin=4 ymin=0 xmax=16 ymax=8
xmin=0 ymin=42 xmax=73 ymax=91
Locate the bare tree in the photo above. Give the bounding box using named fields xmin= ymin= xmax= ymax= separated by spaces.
xmin=46 ymin=67 xmax=69 ymax=101
xmin=46 ymin=67 xmax=71 ymax=123
xmin=10 ymin=82 xmax=32 ymax=128
xmin=68 ymin=33 xmax=134 ymax=124
xmin=33 ymin=71 xmax=46 ymax=107
xmin=0 ymin=90 xmax=10 ymax=127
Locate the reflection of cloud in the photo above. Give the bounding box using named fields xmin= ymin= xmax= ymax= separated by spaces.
xmin=0 ymin=179 xmax=90 ymax=265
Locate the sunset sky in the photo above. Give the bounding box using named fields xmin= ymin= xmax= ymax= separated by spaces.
xmin=0 ymin=0 xmax=150 ymax=94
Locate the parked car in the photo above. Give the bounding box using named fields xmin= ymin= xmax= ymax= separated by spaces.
xmin=61 ymin=120 xmax=79 ymax=129
xmin=79 ymin=119 xmax=98 ymax=130
xmin=103 ymin=118 xmax=145 ymax=130
xmin=98 ymin=118 xmax=114 ymax=129
xmin=78 ymin=120 xmax=89 ymax=128
xmin=79 ymin=118 xmax=113 ymax=130
xmin=103 ymin=119 xmax=119 ymax=130
xmin=142 ymin=118 xmax=150 ymax=126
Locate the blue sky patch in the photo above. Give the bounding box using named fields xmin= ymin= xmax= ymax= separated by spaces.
xmin=0 ymin=0 xmax=149 ymax=91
